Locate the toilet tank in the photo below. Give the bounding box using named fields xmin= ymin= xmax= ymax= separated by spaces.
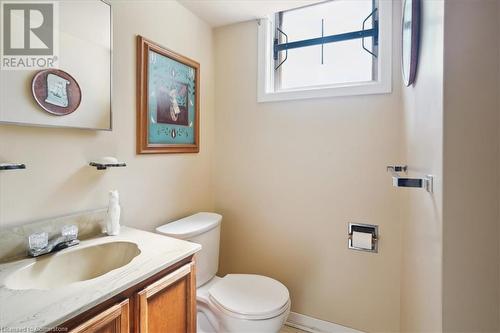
xmin=156 ymin=212 xmax=222 ymax=287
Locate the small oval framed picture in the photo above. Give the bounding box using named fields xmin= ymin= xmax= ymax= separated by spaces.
xmin=32 ymin=69 xmax=82 ymax=116
xmin=402 ymin=0 xmax=421 ymax=86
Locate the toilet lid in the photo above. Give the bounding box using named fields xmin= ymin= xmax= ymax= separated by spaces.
xmin=209 ymin=274 xmax=290 ymax=320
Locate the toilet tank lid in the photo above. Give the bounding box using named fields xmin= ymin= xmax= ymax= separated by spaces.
xmin=156 ymin=212 xmax=222 ymax=239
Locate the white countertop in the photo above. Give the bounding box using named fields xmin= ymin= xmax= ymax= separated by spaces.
xmin=0 ymin=226 xmax=201 ymax=330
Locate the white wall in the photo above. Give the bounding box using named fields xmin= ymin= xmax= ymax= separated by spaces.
xmin=0 ymin=0 xmax=215 ymax=231
xmin=442 ymin=0 xmax=499 ymax=331
xmin=400 ymin=1 xmax=444 ymax=331
xmin=213 ymin=4 xmax=404 ymax=331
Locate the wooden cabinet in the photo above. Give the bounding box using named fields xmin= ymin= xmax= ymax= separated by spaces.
xmin=70 ymin=300 xmax=129 ymax=333
xmin=136 ymin=262 xmax=196 ymax=333
xmin=59 ymin=257 xmax=196 ymax=333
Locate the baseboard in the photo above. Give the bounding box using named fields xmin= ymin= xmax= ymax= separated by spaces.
xmin=286 ymin=312 xmax=364 ymax=333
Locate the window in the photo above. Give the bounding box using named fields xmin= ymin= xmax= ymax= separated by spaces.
xmin=257 ymin=0 xmax=392 ymax=102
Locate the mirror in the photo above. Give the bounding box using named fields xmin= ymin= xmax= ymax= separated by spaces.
xmin=0 ymin=0 xmax=112 ymax=130
xmin=402 ymin=0 xmax=420 ymax=86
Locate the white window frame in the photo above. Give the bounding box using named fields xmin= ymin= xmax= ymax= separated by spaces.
xmin=257 ymin=0 xmax=392 ymax=103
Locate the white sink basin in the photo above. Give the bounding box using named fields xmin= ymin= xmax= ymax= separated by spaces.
xmin=4 ymin=241 xmax=141 ymax=290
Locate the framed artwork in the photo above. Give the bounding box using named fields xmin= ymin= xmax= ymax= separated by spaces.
xmin=136 ymin=36 xmax=200 ymax=154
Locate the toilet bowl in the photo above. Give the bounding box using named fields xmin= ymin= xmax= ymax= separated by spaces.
xmin=156 ymin=213 xmax=291 ymax=333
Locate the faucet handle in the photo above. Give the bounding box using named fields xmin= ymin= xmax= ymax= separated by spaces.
xmin=28 ymin=232 xmax=48 ymax=250
xmin=62 ymin=225 xmax=78 ymax=241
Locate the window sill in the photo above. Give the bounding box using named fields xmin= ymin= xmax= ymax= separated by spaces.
xmin=257 ymin=80 xmax=392 ymax=103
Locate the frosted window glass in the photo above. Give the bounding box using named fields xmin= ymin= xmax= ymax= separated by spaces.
xmin=278 ymin=0 xmax=375 ymax=90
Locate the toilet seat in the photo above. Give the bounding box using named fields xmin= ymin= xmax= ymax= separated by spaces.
xmin=208 ymin=274 xmax=290 ymax=320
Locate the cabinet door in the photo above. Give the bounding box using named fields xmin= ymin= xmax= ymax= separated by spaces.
xmin=70 ymin=299 xmax=129 ymax=333
xmin=136 ymin=262 xmax=196 ymax=333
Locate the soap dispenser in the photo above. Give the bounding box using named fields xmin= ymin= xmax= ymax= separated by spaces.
xmin=105 ymin=190 xmax=121 ymax=236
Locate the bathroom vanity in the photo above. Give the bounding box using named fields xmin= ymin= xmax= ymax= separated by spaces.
xmin=0 ymin=226 xmax=201 ymax=332
xmin=65 ymin=257 xmax=196 ymax=332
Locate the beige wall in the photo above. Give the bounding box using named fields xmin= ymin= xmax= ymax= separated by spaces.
xmin=0 ymin=0 xmax=215 ymax=230
xmin=213 ymin=4 xmax=404 ymax=331
xmin=400 ymin=1 xmax=444 ymax=331
xmin=401 ymin=1 xmax=500 ymax=331
xmin=442 ymin=0 xmax=499 ymax=331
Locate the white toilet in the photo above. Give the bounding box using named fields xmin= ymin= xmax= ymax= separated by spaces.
xmin=156 ymin=212 xmax=291 ymax=333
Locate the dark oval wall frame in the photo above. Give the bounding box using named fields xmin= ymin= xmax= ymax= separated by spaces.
xmin=402 ymin=0 xmax=421 ymax=86
xmin=32 ymin=69 xmax=82 ymax=116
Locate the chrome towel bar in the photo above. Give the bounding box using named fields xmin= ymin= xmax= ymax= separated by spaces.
xmin=387 ymin=165 xmax=433 ymax=193
xmin=0 ymin=163 xmax=26 ymax=171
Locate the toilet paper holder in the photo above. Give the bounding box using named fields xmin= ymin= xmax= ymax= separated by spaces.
xmin=348 ymin=223 xmax=379 ymax=253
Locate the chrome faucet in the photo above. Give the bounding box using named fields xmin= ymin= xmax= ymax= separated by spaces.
xmin=28 ymin=225 xmax=80 ymax=257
